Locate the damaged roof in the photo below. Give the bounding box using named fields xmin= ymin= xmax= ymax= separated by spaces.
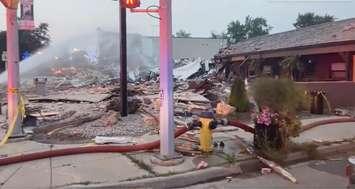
xmin=224 ymin=18 xmax=355 ymax=57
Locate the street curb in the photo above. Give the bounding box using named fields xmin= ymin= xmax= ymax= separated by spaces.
xmin=300 ymin=117 xmax=355 ymax=132
xmin=69 ymin=165 xmax=242 ymax=189
xmin=286 ymin=141 xmax=355 ymax=165
xmin=68 ymin=141 xmax=355 ymax=189
xmin=235 ymin=141 xmax=355 ymax=174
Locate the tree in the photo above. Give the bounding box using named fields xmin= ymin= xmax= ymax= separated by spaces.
xmin=229 ymin=78 xmax=249 ymax=112
xmin=175 ymin=30 xmax=191 ymax=38
xmin=226 ymin=20 xmax=246 ymax=44
xmin=19 ymin=23 xmax=50 ymax=54
xmin=0 ymin=23 xmax=50 ymax=72
xmin=226 ymin=16 xmax=272 ymax=44
xmin=210 ymin=31 xmax=228 ymax=39
xmin=294 ymin=12 xmax=335 ymax=28
xmin=244 ymin=16 xmax=271 ymax=38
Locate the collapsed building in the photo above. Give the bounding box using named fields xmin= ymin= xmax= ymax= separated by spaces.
xmin=215 ymin=18 xmax=355 ymax=107
xmin=96 ymin=28 xmax=226 ymax=81
xmin=0 ymin=29 xmax=228 ymax=147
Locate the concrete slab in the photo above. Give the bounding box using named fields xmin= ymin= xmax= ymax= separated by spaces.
xmin=1 ymin=159 xmax=51 ymax=189
xmin=52 ymin=153 xmax=151 ymax=187
xmin=0 ymin=164 xmax=22 ymax=186
xmin=0 ymin=141 xmax=84 ymax=157
xmin=294 ymin=122 xmax=355 ymax=143
xmin=0 ymin=141 xmax=50 ymax=157
xmin=216 ymin=127 xmax=253 ymax=143
xmin=128 ymin=152 xmax=196 ymax=175
xmin=129 ymin=150 xmax=229 ymax=176
xmin=0 ymin=153 xmax=151 ymax=189
xmin=300 ymin=115 xmax=349 ymax=126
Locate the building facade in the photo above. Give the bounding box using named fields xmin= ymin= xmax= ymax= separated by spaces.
xmin=216 ymin=18 xmax=355 ymax=107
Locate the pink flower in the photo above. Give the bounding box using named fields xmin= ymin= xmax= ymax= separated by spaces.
xmin=255 ymin=106 xmax=278 ymax=126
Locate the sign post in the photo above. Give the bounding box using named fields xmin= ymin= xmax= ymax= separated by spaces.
xmin=158 ymin=0 xmax=175 ymax=158
xmin=19 ymin=0 xmax=35 ymax=30
xmin=128 ymin=0 xmax=182 ymax=163
xmin=4 ymin=1 xmax=24 ymax=137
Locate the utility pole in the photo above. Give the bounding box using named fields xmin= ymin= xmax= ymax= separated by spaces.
xmin=126 ymin=0 xmax=181 ymax=162
xmin=6 ymin=5 xmax=23 ymax=136
xmin=119 ymin=3 xmax=128 ymax=117
xmin=158 ymin=0 xmax=175 ymax=157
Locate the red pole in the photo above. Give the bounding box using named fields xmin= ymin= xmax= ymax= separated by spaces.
xmin=6 ymin=7 xmax=23 ymax=137
xmin=159 ymin=0 xmax=175 ymax=157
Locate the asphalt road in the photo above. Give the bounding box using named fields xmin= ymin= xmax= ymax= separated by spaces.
xmin=183 ymin=157 xmax=351 ymax=189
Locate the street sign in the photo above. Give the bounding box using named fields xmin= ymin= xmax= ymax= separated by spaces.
xmin=1 ymin=51 xmax=7 ymax=61
xmin=19 ymin=0 xmax=34 ymax=30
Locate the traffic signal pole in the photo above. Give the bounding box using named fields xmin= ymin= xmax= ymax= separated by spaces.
xmin=119 ymin=4 xmax=128 ymax=117
xmin=6 ymin=7 xmax=23 ymax=136
xmin=158 ymin=0 xmax=175 ymax=157
xmin=128 ymin=0 xmax=180 ymax=161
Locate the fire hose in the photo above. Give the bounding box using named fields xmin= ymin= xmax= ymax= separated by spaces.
xmin=1 ymin=116 xmax=352 ymax=166
xmin=0 ymin=119 xmax=254 ymax=166
xmin=0 ymin=126 xmax=189 ymax=166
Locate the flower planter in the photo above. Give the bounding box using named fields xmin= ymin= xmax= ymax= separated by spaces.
xmin=254 ymin=123 xmax=282 ymax=150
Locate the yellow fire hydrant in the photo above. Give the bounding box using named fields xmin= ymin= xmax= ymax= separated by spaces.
xmin=199 ymin=117 xmax=215 ymax=152
xmin=188 ymin=112 xmax=218 ymax=153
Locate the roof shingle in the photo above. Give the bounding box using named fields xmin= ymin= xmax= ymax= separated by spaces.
xmin=225 ymin=18 xmax=355 ymax=56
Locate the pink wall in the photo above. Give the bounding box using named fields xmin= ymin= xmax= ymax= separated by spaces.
xmin=298 ymin=81 xmax=355 ymax=107
xmin=307 ymin=53 xmax=344 ymax=81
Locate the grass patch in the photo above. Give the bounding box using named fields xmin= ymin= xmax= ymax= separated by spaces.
xmin=221 ymin=153 xmax=237 ymax=164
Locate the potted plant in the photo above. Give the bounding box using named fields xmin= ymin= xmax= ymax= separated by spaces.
xmin=253 ymin=106 xmax=281 ymax=149
xmin=251 ymin=78 xmax=306 ymax=151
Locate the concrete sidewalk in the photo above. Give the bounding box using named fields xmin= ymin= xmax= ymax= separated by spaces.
xmin=0 ymin=116 xmax=354 ymax=188
xmin=294 ymin=122 xmax=355 ymax=143
xmin=0 ymin=137 xmax=239 ymax=188
xmin=0 ymin=153 xmax=151 ymax=189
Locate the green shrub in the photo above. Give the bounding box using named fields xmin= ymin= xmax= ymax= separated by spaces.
xmin=251 ymin=78 xmax=308 ymax=150
xmin=229 ymin=78 xmax=249 ymax=112
xmin=251 ymin=78 xmax=307 ymax=113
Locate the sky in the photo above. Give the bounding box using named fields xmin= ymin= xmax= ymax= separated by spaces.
xmin=0 ymin=0 xmax=355 ymax=42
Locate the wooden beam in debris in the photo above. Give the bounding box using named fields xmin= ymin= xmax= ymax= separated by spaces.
xmin=257 ymin=156 xmax=297 ymax=184
xmin=235 ymin=136 xmax=297 ymax=184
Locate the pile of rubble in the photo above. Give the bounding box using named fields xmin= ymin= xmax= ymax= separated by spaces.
xmin=0 ymin=57 xmax=234 ymax=144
